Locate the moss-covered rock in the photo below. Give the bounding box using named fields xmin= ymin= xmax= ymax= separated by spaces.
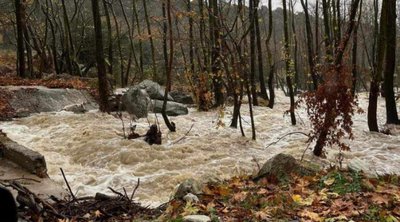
xmin=254 ymin=153 xmax=318 ymax=183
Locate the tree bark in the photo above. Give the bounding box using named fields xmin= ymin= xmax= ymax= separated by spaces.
xmin=187 ymin=0 xmax=195 ymax=74
xmin=143 ymin=0 xmax=158 ymax=82
xmin=15 ymin=0 xmax=26 ymax=78
xmin=367 ymin=0 xmax=380 ymax=132
xmin=249 ymin=0 xmax=258 ymax=106
xmin=102 ymin=0 xmax=113 ymax=76
xmin=91 ymin=0 xmax=109 ymax=112
xmin=300 ymin=0 xmax=318 ymax=90
xmin=162 ymin=0 xmax=176 ymax=132
xmin=266 ymin=0 xmax=275 ymax=108
xmin=210 ymin=0 xmax=224 ymax=107
xmin=282 ymin=0 xmax=296 ymax=125
xmin=383 ymin=0 xmax=399 ymax=124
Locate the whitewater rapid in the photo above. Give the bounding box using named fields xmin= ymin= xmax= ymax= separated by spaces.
xmin=0 ymin=91 xmax=399 ymax=206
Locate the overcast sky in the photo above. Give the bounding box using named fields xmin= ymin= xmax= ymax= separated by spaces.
xmin=259 ymin=0 xmax=304 ymax=11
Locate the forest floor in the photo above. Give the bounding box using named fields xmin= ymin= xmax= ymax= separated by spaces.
xmin=14 ymin=167 xmax=400 ymax=222
xmin=161 ymin=168 xmax=400 ymax=222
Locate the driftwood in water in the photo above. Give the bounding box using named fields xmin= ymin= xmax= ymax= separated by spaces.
xmin=126 ymin=124 xmax=161 ymax=145
xmin=144 ymin=124 xmax=162 ymax=145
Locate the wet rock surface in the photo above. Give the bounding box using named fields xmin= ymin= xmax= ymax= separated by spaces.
xmin=152 ymin=100 xmax=189 ymax=116
xmin=255 ymin=153 xmax=318 ymax=183
xmin=122 ymin=86 xmax=152 ymax=119
xmin=170 ymin=91 xmax=194 ymax=104
xmin=174 ymin=179 xmax=202 ymax=199
xmin=138 ymin=80 xmax=173 ymax=101
xmin=1 ymin=86 xmax=97 ymax=118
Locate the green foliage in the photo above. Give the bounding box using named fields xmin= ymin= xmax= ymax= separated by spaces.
xmin=319 ymin=170 xmax=362 ymax=195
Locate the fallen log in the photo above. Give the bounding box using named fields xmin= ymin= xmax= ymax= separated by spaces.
xmin=0 ymin=134 xmax=47 ymax=178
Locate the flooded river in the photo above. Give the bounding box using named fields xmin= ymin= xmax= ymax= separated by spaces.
xmin=1 ymin=92 xmax=399 ymax=206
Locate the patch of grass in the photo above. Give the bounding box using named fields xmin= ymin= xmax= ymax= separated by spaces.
xmin=320 ymin=170 xmax=362 ymax=195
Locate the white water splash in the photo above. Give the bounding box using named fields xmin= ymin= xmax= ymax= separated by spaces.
xmin=1 ymin=91 xmax=399 ymax=206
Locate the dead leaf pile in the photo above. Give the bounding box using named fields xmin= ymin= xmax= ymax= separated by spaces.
xmin=162 ymin=169 xmax=400 ymax=221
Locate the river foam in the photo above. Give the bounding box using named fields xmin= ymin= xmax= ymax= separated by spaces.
xmin=1 ymin=91 xmax=399 ymax=206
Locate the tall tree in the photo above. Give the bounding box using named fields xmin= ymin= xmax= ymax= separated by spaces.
xmin=351 ymin=0 xmax=363 ymax=95
xmin=143 ymin=0 xmax=157 ymax=81
xmin=15 ymin=0 xmax=26 ymax=78
xmin=249 ymin=0 xmax=258 ymax=106
xmin=91 ymin=0 xmax=109 ymax=112
xmin=61 ymin=0 xmax=74 ymax=74
xmin=255 ymin=0 xmax=268 ymax=101
xmin=313 ymin=0 xmax=361 ymax=156
xmin=289 ymin=0 xmax=299 ymax=92
xmin=282 ymin=0 xmax=296 ymax=125
xmin=102 ymin=0 xmax=113 ymax=76
xmin=266 ymin=0 xmax=275 ymax=108
xmin=187 ymin=0 xmax=195 ymax=74
xmin=300 ymin=0 xmax=318 ymax=90
xmin=210 ymin=0 xmax=224 ymax=107
xmin=162 ymin=0 xmax=176 ymax=132
xmin=322 ymin=0 xmax=333 ymax=61
xmin=132 ymin=0 xmax=144 ymax=76
xmin=383 ymin=0 xmax=399 ymax=124
xmin=368 ymin=0 xmax=383 ymax=132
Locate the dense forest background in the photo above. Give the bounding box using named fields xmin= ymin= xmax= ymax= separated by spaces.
xmin=1 ymin=0 xmax=399 ymax=88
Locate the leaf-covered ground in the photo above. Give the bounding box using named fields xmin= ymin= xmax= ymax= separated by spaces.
xmin=162 ymin=168 xmax=400 ymax=222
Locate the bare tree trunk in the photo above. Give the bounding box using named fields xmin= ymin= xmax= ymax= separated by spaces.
xmin=315 ymin=0 xmax=320 ymax=64
xmin=266 ymin=0 xmax=275 ymax=108
xmin=187 ymin=0 xmax=195 ymax=74
xmin=23 ymin=25 xmax=33 ymax=77
xmin=249 ymin=0 xmax=258 ymax=106
xmin=162 ymin=0 xmax=176 ymax=132
xmin=102 ymin=0 xmax=113 ymax=76
xmin=322 ymin=0 xmax=333 ymax=61
xmin=383 ymin=0 xmax=399 ymax=124
xmin=91 ymin=0 xmax=109 ymax=112
xmin=162 ymin=2 xmax=168 ymax=83
xmin=351 ymin=0 xmax=362 ymax=95
xmin=254 ymin=0 xmax=268 ymax=100
xmin=109 ymin=3 xmax=124 ymax=87
xmin=143 ymin=0 xmax=158 ymax=82
xmin=119 ymin=0 xmax=140 ymax=86
xmin=61 ymin=0 xmax=74 ymax=74
xmin=210 ymin=0 xmax=224 ymax=107
xmin=368 ymin=0 xmax=380 ymax=132
xmin=300 ymin=0 xmax=318 ymax=90
xmin=132 ymin=0 xmax=144 ymax=76
xmin=15 ymin=0 xmax=26 ymax=78
xmin=42 ymin=0 xmax=60 ymax=74
xmin=282 ymin=0 xmax=296 ymax=125
xmin=290 ymin=0 xmax=299 ymax=92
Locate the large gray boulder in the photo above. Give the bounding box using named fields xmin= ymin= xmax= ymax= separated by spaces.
xmin=170 ymin=91 xmax=194 ymax=104
xmin=122 ymin=86 xmax=152 ymax=119
xmin=138 ymin=80 xmax=173 ymax=101
xmin=1 ymin=86 xmax=97 ymax=118
xmin=152 ymin=100 xmax=189 ymax=116
xmin=255 ymin=153 xmax=318 ymax=183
